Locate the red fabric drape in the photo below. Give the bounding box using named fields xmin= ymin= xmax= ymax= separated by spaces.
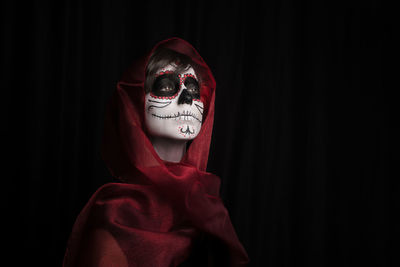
xmin=63 ymin=38 xmax=249 ymax=266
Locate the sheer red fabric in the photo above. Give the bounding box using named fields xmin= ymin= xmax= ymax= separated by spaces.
xmin=63 ymin=38 xmax=249 ymax=267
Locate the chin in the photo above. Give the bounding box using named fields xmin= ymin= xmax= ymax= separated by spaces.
xmin=147 ymin=121 xmax=201 ymax=141
xmin=170 ymin=122 xmax=200 ymax=140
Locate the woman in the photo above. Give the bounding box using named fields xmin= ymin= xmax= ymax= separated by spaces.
xmin=63 ymin=37 xmax=249 ymax=267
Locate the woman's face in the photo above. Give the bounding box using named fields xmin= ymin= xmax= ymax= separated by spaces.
xmin=144 ymin=63 xmax=204 ymax=140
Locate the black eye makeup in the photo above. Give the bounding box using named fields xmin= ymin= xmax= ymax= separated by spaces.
xmin=151 ymin=74 xmax=180 ymax=97
xmin=183 ymin=76 xmax=200 ymax=99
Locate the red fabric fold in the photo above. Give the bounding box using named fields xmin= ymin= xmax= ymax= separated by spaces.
xmin=63 ymin=38 xmax=249 ymax=266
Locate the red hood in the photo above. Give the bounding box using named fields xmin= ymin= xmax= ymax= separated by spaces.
xmin=101 ymin=37 xmax=216 ymax=181
xmin=64 ymin=38 xmax=249 ymax=267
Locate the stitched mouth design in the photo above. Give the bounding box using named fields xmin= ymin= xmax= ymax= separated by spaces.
xmin=151 ymin=110 xmax=202 ymax=123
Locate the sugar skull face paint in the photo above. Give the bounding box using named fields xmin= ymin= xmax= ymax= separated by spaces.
xmin=145 ymin=64 xmax=204 ymax=140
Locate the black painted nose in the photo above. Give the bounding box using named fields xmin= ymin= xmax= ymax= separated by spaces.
xmin=178 ymin=89 xmax=193 ymax=105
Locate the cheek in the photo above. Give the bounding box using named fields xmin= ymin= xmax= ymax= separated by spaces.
xmin=144 ymin=92 xmax=203 ymax=140
xmin=145 ymin=94 xmax=173 ymax=113
xmin=193 ymin=101 xmax=204 ymax=118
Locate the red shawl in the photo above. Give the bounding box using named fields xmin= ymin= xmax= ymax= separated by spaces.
xmin=63 ymin=38 xmax=249 ymax=267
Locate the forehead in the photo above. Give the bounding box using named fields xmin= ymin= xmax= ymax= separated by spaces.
xmin=156 ymin=64 xmax=197 ymax=79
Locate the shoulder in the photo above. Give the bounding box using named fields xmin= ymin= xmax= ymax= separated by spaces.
xmin=71 ymin=227 xmax=129 ymax=267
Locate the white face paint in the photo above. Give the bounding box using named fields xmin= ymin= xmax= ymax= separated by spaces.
xmin=144 ymin=64 xmax=204 ymax=140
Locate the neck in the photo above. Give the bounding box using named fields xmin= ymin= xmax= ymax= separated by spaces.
xmin=150 ymin=137 xmax=187 ymax=163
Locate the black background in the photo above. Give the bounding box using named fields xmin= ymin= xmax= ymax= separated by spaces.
xmin=2 ymin=0 xmax=394 ymax=266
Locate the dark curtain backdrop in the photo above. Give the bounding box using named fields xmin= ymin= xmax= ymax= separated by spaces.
xmin=2 ymin=0 xmax=394 ymax=266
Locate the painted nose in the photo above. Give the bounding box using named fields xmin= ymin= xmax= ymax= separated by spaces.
xmin=178 ymin=89 xmax=193 ymax=105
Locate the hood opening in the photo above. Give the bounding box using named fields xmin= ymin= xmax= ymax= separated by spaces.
xmin=101 ymin=37 xmax=216 ymax=181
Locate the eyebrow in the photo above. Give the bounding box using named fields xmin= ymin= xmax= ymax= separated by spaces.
xmin=155 ymin=70 xmax=174 ymax=77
